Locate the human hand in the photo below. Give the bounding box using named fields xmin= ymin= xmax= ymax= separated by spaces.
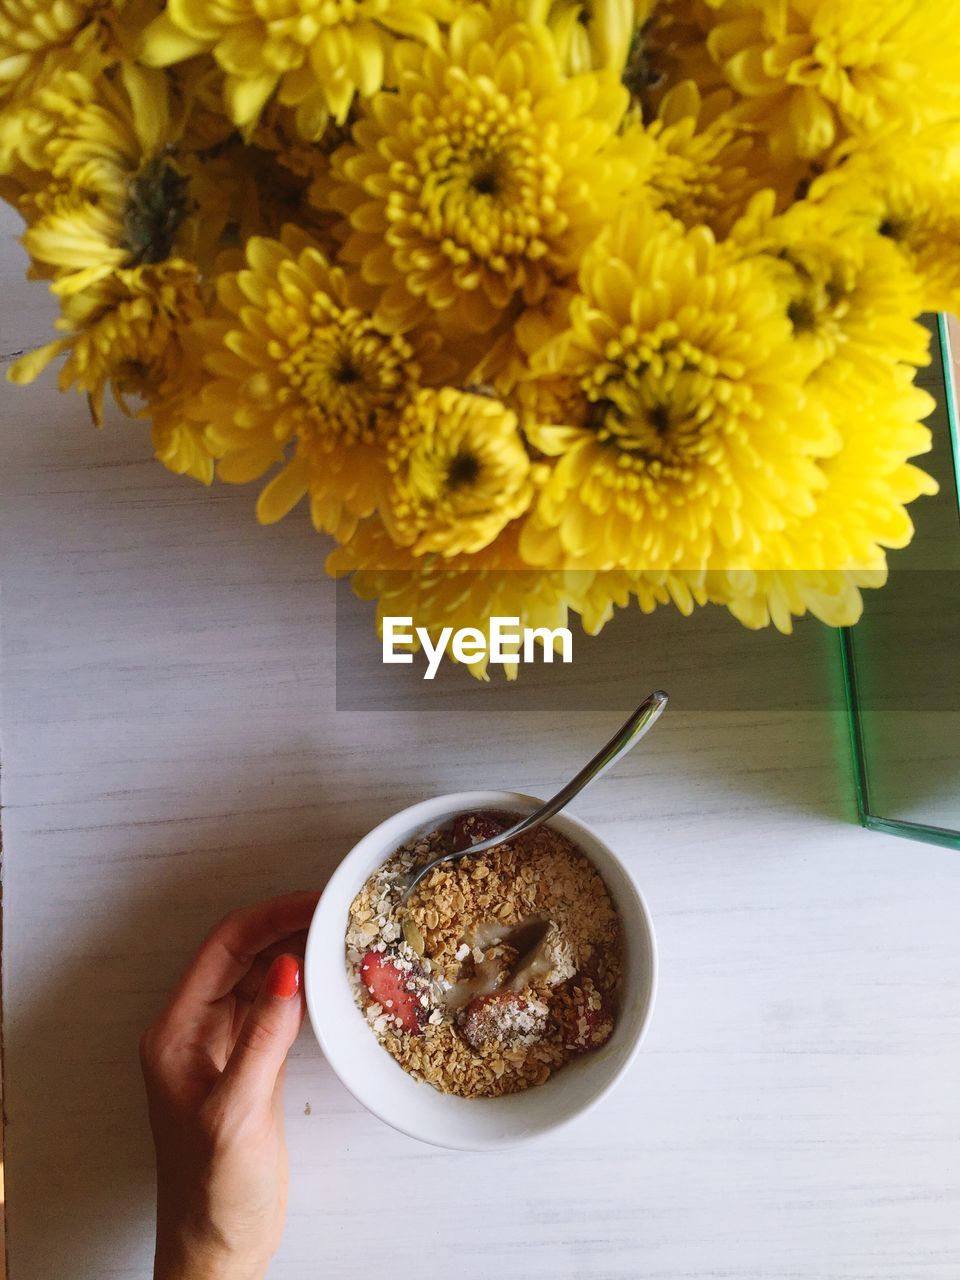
xmin=140 ymin=891 xmax=320 ymax=1280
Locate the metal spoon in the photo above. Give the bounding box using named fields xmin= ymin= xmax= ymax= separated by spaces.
xmin=399 ymin=690 xmax=669 ymax=904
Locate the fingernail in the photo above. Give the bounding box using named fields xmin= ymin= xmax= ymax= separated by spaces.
xmin=266 ymin=954 xmax=300 ymax=1000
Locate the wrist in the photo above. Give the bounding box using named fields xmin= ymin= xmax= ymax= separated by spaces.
xmin=154 ymin=1225 xmax=271 ymax=1280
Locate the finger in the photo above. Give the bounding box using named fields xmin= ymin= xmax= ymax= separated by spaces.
xmin=231 ymin=930 xmax=311 ymax=1005
xmin=163 ymin=892 xmax=319 ymax=1023
xmin=215 ymin=954 xmax=304 ymax=1106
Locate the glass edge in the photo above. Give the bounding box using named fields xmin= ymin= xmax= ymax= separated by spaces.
xmin=862 ymin=814 xmax=960 ymax=852
xmin=936 ymin=313 xmax=960 ymax=516
xmin=839 ymin=323 xmax=958 ymax=850
xmin=838 ymin=625 xmax=870 ymax=828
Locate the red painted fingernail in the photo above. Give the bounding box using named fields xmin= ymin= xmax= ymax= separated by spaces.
xmin=266 ymin=954 xmax=300 ymax=1000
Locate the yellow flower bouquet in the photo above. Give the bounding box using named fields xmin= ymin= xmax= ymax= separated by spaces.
xmin=3 ymin=0 xmax=958 ymax=675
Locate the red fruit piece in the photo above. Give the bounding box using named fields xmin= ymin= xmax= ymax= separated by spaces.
xmin=560 ymin=984 xmax=614 ymax=1053
xmin=452 ymin=812 xmax=507 ymax=850
xmin=359 ymin=951 xmax=425 ymax=1034
xmin=460 ymin=990 xmax=549 ymax=1050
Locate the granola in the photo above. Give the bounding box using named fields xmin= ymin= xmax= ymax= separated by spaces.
xmin=345 ymin=812 xmax=623 ymax=1098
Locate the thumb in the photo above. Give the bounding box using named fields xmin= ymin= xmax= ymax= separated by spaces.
xmin=219 ymin=954 xmax=304 ymax=1107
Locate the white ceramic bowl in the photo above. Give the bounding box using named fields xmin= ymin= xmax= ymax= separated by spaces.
xmin=304 ymin=790 xmax=657 ymax=1150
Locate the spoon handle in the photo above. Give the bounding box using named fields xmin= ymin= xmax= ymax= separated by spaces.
xmin=402 ymin=691 xmax=669 ymax=901
xmin=471 ymin=689 xmax=669 ymax=854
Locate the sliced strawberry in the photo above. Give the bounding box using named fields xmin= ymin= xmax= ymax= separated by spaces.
xmin=452 ymin=811 xmax=507 ymax=850
xmin=359 ymin=951 xmax=426 ymax=1034
xmin=460 ymin=990 xmax=548 ymax=1050
xmin=560 ymin=983 xmax=614 ymax=1053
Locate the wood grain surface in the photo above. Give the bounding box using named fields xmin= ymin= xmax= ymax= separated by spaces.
xmin=2 ymin=201 xmax=960 ymax=1280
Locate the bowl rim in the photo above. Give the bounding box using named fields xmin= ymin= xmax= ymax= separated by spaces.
xmin=304 ymin=789 xmax=658 ymax=1149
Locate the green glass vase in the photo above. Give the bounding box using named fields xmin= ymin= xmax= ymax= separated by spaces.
xmin=841 ymin=315 xmax=960 ymax=849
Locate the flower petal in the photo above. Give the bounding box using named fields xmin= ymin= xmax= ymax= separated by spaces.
xmin=256 ymin=457 xmax=310 ymax=523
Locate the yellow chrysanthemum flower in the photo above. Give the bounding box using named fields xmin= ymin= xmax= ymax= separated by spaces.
xmin=730 ymin=192 xmax=930 ymax=394
xmin=199 ymin=229 xmax=452 ymax=538
xmin=705 ymin=0 xmax=960 ymax=163
xmin=385 ymin=387 xmax=538 ymax=556
xmin=8 ymin=261 xmax=205 ymax=426
xmin=808 ymin=134 xmax=960 ymax=315
xmin=574 ymin=567 xmax=719 ymax=634
xmin=798 ymin=369 xmax=937 ymax=570
xmin=140 ymin=0 xmax=454 ymax=137
xmin=0 ymin=0 xmax=147 ymax=170
xmin=1 ymin=0 xmax=950 ymax=666
xmin=578 ymin=562 xmax=891 ymax=636
xmin=330 ymin=515 xmax=722 ymax=678
xmin=619 ymin=80 xmax=768 ymax=236
xmin=15 ymin=65 xmax=196 ymax=295
xmin=331 ymin=0 xmax=630 ymax=334
xmin=0 ymin=0 xmax=111 ymax=99
xmin=328 ymin=516 xmax=577 ymax=679
xmin=710 ymin=567 xmax=889 ymax=633
xmin=152 ymin=412 xmax=216 ymax=485
xmin=709 ymin=363 xmax=938 ymax=632
xmin=149 ymin=338 xmax=216 ymax=485
xmin=547 ymin=0 xmax=654 ymax=75
xmin=1 ymin=53 xmax=95 ymax=178
xmin=519 ymin=204 xmax=837 ymax=573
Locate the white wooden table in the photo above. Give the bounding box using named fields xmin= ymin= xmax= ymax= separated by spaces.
xmin=2 ymin=203 xmax=960 ymax=1280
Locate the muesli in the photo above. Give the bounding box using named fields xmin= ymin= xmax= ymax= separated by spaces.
xmin=345 ymin=812 xmax=623 ymax=1098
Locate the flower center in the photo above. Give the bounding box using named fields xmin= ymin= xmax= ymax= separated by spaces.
xmin=787 ymin=297 xmax=818 ymax=334
xmin=386 ymin=389 xmax=532 ymax=554
xmin=648 ymin=403 xmax=671 ymax=435
xmin=404 ymin=74 xmax=564 ymax=272
xmin=778 ymin=248 xmax=855 ymax=364
xmin=278 ymin=300 xmax=413 ymax=446
xmin=114 ymin=357 xmax=153 ymax=388
xmin=446 ymin=451 xmax=480 ymax=489
xmin=598 ymin=395 xmax=691 ymax=462
xmin=583 ymin=326 xmax=747 ymax=476
xmin=333 ymin=359 xmax=362 ymax=386
xmin=878 ymin=214 xmax=911 ymax=243
xmin=468 ymin=158 xmax=502 ymax=197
